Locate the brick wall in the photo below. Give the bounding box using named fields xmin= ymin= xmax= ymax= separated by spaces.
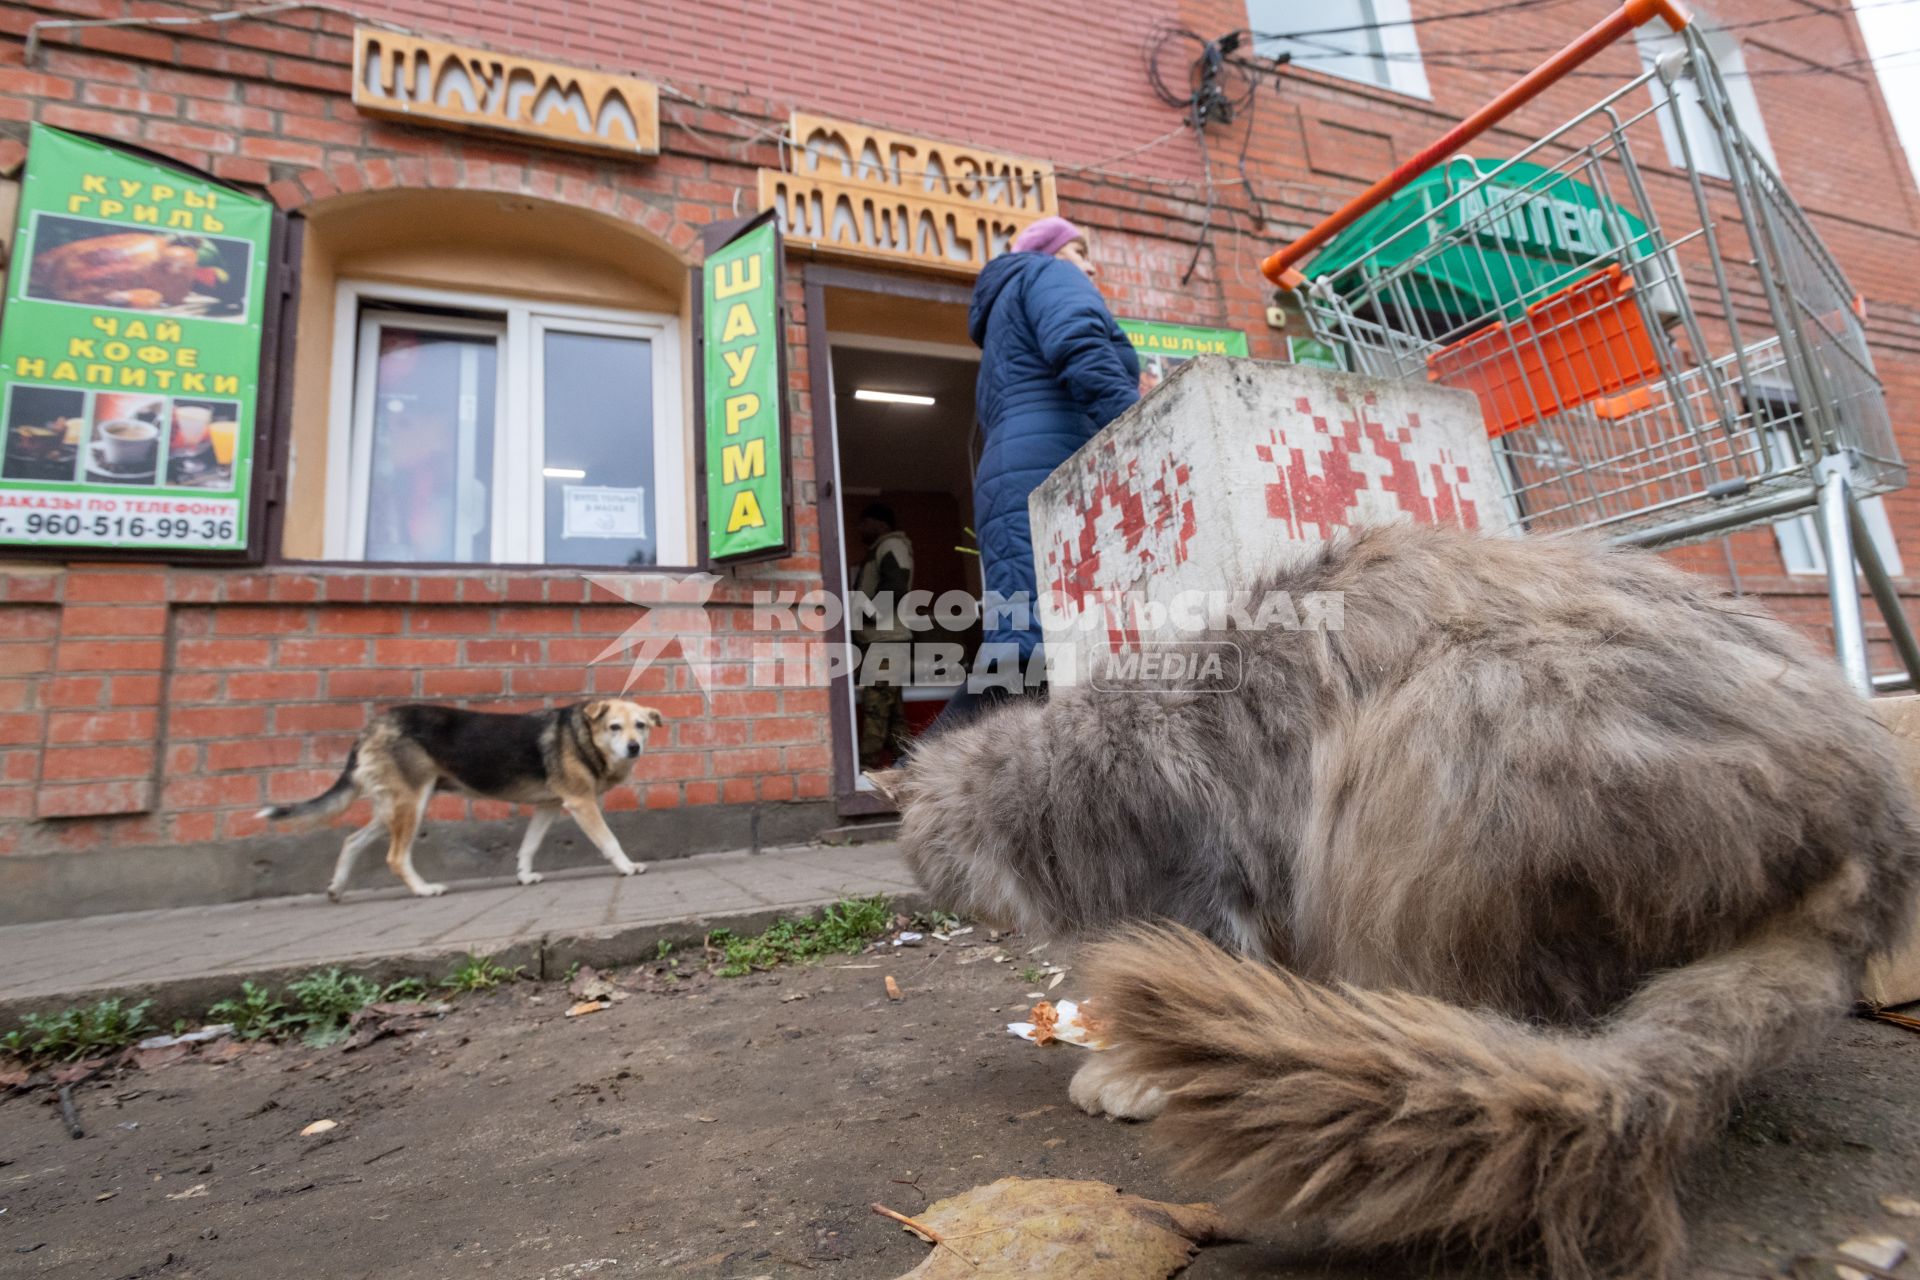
xmin=0 ymin=564 xmax=834 ymax=857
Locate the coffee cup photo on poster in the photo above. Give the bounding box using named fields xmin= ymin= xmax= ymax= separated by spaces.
xmin=166 ymin=398 xmax=239 ymax=488
xmin=86 ymin=393 xmax=164 ymax=485
xmin=22 ymin=214 xmax=255 ymax=322
xmin=1 ymin=384 xmax=85 ymax=483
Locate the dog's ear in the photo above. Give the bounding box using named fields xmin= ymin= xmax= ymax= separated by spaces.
xmin=863 ymin=767 xmax=909 ymax=805
xmin=585 ymin=700 xmax=613 ymax=725
xmin=640 ymin=706 xmax=666 ymax=729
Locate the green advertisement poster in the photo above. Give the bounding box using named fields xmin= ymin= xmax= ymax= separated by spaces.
xmin=1117 ymin=318 xmax=1250 ymax=394
xmin=702 ymin=219 xmax=786 ymax=562
xmin=0 ymin=126 xmax=272 ymax=553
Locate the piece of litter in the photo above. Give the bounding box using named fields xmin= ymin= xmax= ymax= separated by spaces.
xmin=134 ymin=1025 xmax=234 ymax=1051
xmin=885 ymin=976 xmax=902 ymax=1001
xmin=1883 ymin=1195 xmax=1920 ymax=1218
xmin=564 ymin=1000 xmax=609 ymax=1018
xmin=839 ymin=964 xmax=881 ymax=970
xmin=165 ymin=1184 xmax=208 ymax=1200
xmin=299 ymin=1119 xmax=338 ymax=1137
xmin=1025 ymin=992 xmax=1045 ymax=1000
xmin=780 ymin=992 xmax=809 ymax=1003
xmin=117 ymin=1122 xmax=139 ymax=1131
xmin=892 ymin=932 xmax=924 ymax=947
xmin=694 ymin=1115 xmax=717 ymax=1123
xmin=1836 ymin=1234 xmax=1908 ymax=1280
xmin=95 ymin=1191 xmax=116 ymax=1202
xmin=1008 ymin=999 xmax=1107 ymax=1050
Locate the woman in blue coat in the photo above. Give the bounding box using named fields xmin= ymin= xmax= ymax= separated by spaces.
xmin=931 ymin=216 xmax=1141 ymax=735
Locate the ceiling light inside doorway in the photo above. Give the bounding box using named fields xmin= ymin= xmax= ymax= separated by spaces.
xmin=854 ymin=389 xmax=936 ymax=406
xmin=543 ymin=467 xmax=587 ymax=479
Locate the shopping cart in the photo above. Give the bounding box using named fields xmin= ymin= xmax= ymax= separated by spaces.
xmin=1261 ymin=0 xmax=1920 ymax=695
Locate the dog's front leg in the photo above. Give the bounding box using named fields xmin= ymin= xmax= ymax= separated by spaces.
xmin=516 ymin=807 xmax=559 ymax=885
xmin=563 ymin=798 xmax=645 ymax=877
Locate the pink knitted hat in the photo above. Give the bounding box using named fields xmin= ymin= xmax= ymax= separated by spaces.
xmin=1011 ymin=216 xmax=1084 ymax=258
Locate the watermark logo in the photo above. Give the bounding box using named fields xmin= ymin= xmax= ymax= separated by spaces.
xmin=587 ymin=571 xmax=722 ymax=692
xmin=583 ymin=578 xmax=1337 ymax=694
xmin=1086 ymin=640 xmax=1245 ymax=693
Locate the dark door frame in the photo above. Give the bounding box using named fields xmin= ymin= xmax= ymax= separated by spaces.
xmin=802 ymin=262 xmax=975 ymax=816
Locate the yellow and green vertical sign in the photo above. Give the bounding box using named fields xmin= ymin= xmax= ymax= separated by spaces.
xmin=702 ymin=217 xmax=786 ymax=563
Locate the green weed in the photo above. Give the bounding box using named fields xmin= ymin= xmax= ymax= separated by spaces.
xmin=284 ymin=969 xmax=383 ymax=1047
xmin=712 ymin=895 xmax=893 ymax=977
xmin=207 ymin=982 xmax=296 ymax=1042
xmin=440 ymin=954 xmax=524 ymax=994
xmin=0 ymin=998 xmax=155 ymax=1063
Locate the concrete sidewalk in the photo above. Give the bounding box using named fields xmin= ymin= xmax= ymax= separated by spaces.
xmin=0 ymin=841 xmax=919 ymax=1017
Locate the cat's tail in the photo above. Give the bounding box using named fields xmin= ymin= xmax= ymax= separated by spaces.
xmin=257 ymin=745 xmax=360 ymax=823
xmin=1082 ymin=874 xmax=1869 ymax=1280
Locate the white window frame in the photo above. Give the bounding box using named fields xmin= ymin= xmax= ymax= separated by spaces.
xmin=323 ymin=279 xmax=687 ymax=565
xmin=1251 ymin=0 xmax=1430 ymax=100
xmin=1638 ymin=22 xmax=1778 ymax=180
xmin=1774 ymin=496 xmax=1906 ymax=579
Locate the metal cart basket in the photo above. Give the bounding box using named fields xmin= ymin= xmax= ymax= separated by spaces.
xmin=1262 ymin=0 xmax=1919 ymax=694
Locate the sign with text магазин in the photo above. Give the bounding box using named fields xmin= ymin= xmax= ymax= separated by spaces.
xmin=760 ymin=114 xmax=1056 ymax=277
xmin=1118 ymin=318 xmax=1250 ymax=394
xmin=702 ymin=218 xmax=787 ymax=562
xmin=0 ymin=126 xmax=272 ymax=553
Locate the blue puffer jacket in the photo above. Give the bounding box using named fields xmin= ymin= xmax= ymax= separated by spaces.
xmin=969 ymin=253 xmax=1140 ymax=659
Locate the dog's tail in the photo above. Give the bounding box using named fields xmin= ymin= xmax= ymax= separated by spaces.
xmin=257 ymin=745 xmax=360 ymax=823
xmin=1083 ymin=876 xmax=1869 ymax=1280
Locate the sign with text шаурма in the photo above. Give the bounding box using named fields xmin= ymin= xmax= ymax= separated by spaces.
xmin=0 ymin=125 xmax=272 ymax=553
xmin=703 ymin=220 xmax=785 ymax=562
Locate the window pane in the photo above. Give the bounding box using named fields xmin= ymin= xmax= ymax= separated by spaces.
xmin=542 ymin=329 xmax=656 ymax=566
xmin=1251 ymin=0 xmax=1391 ymax=89
xmin=363 ymin=327 xmax=497 ymax=563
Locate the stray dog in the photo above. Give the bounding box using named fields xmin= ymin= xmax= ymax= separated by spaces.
xmin=881 ymin=522 xmax=1920 ymax=1280
xmin=261 ymin=700 xmax=667 ymax=901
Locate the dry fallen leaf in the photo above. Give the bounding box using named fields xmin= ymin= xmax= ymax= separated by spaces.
xmin=1882 ymin=1195 xmax=1920 ymax=1218
xmin=886 ymin=1177 xmax=1228 ymax=1279
xmin=567 ymin=966 xmax=617 ymax=1003
xmin=1836 ymin=1233 xmax=1909 ymax=1280
xmin=299 ymin=1119 xmax=337 ymax=1137
xmin=885 ymin=976 xmax=902 ymax=1001
xmin=165 ymin=1183 xmax=209 ymax=1200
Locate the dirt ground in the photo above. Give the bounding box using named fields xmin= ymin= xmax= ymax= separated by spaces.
xmin=3 ymin=932 xmax=1919 ymax=1280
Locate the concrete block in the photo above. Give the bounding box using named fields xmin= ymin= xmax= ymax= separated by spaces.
xmin=1029 ymin=356 xmax=1509 ymax=684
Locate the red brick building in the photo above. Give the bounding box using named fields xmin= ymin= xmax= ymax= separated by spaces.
xmin=0 ymin=0 xmax=1912 ymax=921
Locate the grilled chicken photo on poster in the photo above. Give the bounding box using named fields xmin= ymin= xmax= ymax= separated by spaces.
xmin=24 ymin=217 xmax=251 ymax=319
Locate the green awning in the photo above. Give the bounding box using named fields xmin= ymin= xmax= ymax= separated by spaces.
xmin=1304 ymin=158 xmax=1655 ymax=321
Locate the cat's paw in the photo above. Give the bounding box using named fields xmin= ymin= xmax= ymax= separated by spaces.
xmin=1068 ymin=1054 xmax=1166 ymax=1121
xmin=518 ymin=871 xmax=544 ymax=886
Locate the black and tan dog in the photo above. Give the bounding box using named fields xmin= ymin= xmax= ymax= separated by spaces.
xmin=261 ymin=700 xmax=667 ymax=901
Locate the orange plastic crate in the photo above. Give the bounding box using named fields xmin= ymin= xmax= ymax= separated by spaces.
xmin=1426 ymin=265 xmax=1662 ymax=437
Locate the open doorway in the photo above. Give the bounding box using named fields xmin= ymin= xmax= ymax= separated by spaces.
xmin=829 ymin=337 xmax=981 ymax=781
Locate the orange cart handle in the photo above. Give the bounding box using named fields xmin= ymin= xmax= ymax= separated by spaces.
xmin=1261 ymin=0 xmax=1690 ymax=288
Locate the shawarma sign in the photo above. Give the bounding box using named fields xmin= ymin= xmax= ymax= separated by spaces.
xmin=759 ymin=114 xmax=1057 ymax=275
xmin=351 ymin=28 xmax=660 ymax=157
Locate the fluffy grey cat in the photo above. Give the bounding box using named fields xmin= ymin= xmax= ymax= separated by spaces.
xmin=878 ymin=521 xmax=1919 ymax=1280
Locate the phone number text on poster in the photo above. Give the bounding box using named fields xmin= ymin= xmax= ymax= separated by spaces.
xmin=0 ymin=493 xmax=239 ymax=548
